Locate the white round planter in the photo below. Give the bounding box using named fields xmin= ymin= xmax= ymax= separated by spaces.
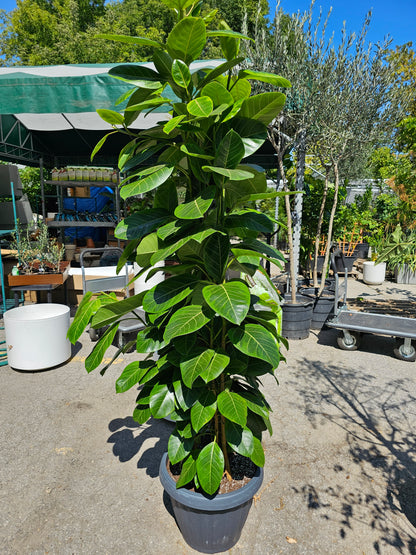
xmin=363 ymin=260 xmax=386 ymax=285
xmin=133 ymin=262 xmax=164 ymax=295
xmin=4 ymin=304 xmax=71 ymax=370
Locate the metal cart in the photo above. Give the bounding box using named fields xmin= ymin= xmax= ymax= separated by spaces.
xmin=80 ymin=247 xmax=145 ymax=348
xmin=326 ymin=254 xmax=416 ymax=362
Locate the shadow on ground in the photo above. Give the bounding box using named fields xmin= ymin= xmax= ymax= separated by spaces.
xmin=287 ymin=357 xmax=416 ymax=553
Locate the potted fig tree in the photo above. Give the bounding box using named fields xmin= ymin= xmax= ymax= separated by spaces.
xmin=68 ymin=1 xmax=290 ymax=551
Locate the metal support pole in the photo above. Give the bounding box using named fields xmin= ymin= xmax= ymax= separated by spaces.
xmin=292 ymin=129 xmax=306 ymax=290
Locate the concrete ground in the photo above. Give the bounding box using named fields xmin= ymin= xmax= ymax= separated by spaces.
xmin=1 ymin=274 xmax=416 ymax=554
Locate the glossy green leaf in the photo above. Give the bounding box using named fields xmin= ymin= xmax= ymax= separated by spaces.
xmin=240 ymin=92 xmax=286 ymax=125
xmin=238 ymin=70 xmax=291 ymax=88
xmin=151 ymin=228 xmax=221 ymax=264
xmin=225 ymin=421 xmax=254 ymax=457
xmin=199 ymin=351 xmax=230 ymax=383
xmin=202 ymin=166 xmax=253 ymax=181
xmin=175 ymin=187 xmax=215 ymax=220
xmin=228 ymin=118 xmax=267 ymax=157
xmin=91 ymin=295 xmax=145 ymax=328
xmin=85 ymin=324 xmax=119 ymax=373
xmin=109 ymin=64 xmax=163 ymax=89
xmin=202 ymin=232 xmax=230 ymax=282
xmin=250 ymin=436 xmax=265 ymax=467
xmin=91 ymin=131 xmax=117 ymax=161
xmin=149 ymin=383 xmax=175 ymax=418
xmin=164 ymin=305 xmax=210 ymax=342
xmin=153 ymin=49 xmax=173 ymax=79
xmin=238 ymin=238 xmax=285 ymax=260
xmin=176 ymin=452 xmax=198 ymax=488
xmin=215 ymin=129 xmax=245 ymax=170
xmin=172 ymin=59 xmax=191 ymax=89
xmin=196 ymin=441 xmax=224 ymax=494
xmin=168 ymin=428 xmax=193 ymax=464
xmin=95 ymin=33 xmax=162 ymax=48
xmin=225 ymin=210 xmax=274 ymax=233
xmin=136 ymin=327 xmax=167 ymax=353
xmin=206 ymin=29 xmax=252 ymax=41
xmin=163 ymin=115 xmax=186 ymax=134
xmin=197 ymin=57 xmax=245 ymax=90
xmin=228 ymin=324 xmax=280 ymax=368
xmin=191 ymin=390 xmax=217 ymax=432
xmin=202 ymin=282 xmax=250 ymax=325
xmin=114 ymin=209 xmax=170 ymax=241
xmin=115 ymin=360 xmax=155 ymax=393
xmin=133 ymin=405 xmax=152 ymax=425
xmin=120 ymin=166 xmax=174 ymax=199
xmin=180 ymin=143 xmax=214 ymax=160
xmin=96 ymin=109 xmax=124 ymax=126
xmin=217 ymin=390 xmax=247 ymax=426
xmin=201 ymin=81 xmax=233 ymax=107
xmin=124 ymin=97 xmax=171 ymax=112
xmin=167 ymin=17 xmax=206 ymax=64
xmin=142 ymin=275 xmax=197 ymax=313
xmin=180 ymin=348 xmax=212 ymax=388
xmin=67 ymin=293 xmax=99 ymax=343
xmin=136 ymin=232 xmax=159 ymax=267
xmin=187 ymin=96 xmax=213 ymax=117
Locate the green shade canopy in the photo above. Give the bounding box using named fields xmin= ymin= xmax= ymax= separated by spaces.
xmin=0 ymin=62 xmax=222 ymax=167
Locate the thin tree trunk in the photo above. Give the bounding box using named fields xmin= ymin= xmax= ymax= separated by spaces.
xmin=318 ymin=159 xmax=340 ymax=296
xmin=312 ymin=167 xmax=330 ymax=288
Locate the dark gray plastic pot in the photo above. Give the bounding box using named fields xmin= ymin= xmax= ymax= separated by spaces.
xmin=300 ymin=287 xmax=335 ymax=330
xmin=281 ymin=293 xmax=313 ymax=340
xmin=159 ymin=453 xmax=263 ymax=554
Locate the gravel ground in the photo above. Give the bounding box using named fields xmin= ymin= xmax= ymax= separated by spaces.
xmin=1 ymin=274 xmax=416 ymax=555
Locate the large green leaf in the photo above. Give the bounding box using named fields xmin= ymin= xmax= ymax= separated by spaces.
xmin=91 ymin=294 xmax=145 ymax=328
xmin=199 ymin=350 xmax=230 ymax=382
xmin=176 ymin=452 xmax=198 ymax=488
xmin=142 ymin=275 xmax=197 ymax=313
xmin=151 ymin=228 xmax=221 ymax=264
xmin=115 ymin=360 xmax=155 ymax=393
xmin=238 ymin=238 xmax=285 ymax=260
xmin=196 ymin=441 xmax=224 ymax=494
xmin=224 ymin=165 xmax=267 ymax=208
xmin=174 ymin=187 xmax=215 ymax=219
xmin=228 ymin=324 xmax=280 ymax=368
xmin=163 ymin=115 xmax=186 ymax=134
xmin=228 ymin=118 xmax=267 ymax=157
xmin=167 ymin=17 xmax=206 ymax=64
xmin=109 ymin=64 xmax=163 ymax=89
xmin=240 ymin=92 xmax=286 ymax=125
xmin=217 ymin=390 xmax=247 ymax=426
xmin=197 ymin=57 xmax=245 ymax=91
xmin=225 ymin=210 xmax=274 ymax=233
xmin=136 ymin=232 xmax=160 ymax=267
xmin=180 ymin=348 xmax=229 ymax=387
xmin=95 ymin=33 xmax=162 ymax=48
xmin=206 ymin=29 xmax=252 ymax=41
xmin=180 ymin=143 xmax=214 ymax=160
xmin=85 ymin=324 xmax=119 ymax=373
xmin=202 ymin=166 xmax=254 ymax=181
xmin=91 ymin=131 xmax=117 ymax=161
xmin=67 ymin=293 xmax=99 ymax=343
xmin=172 ymin=59 xmax=191 ymax=89
xmin=187 ymin=96 xmax=213 ymax=117
xmin=164 ymin=305 xmax=210 ymax=342
xmin=120 ymin=166 xmax=174 ymax=199
xmin=115 ymin=209 xmax=170 ymax=240
xmin=250 ymin=436 xmax=265 ymax=467
xmin=238 ymin=70 xmax=291 ymax=88
xmin=202 ymin=232 xmax=230 ymax=282
xmin=215 ymin=129 xmax=245 ymax=170
xmin=191 ymin=390 xmax=217 ymax=432
xmin=225 ymin=421 xmax=254 ymax=457
xmin=136 ymin=327 xmax=167 ymax=353
xmin=149 ymin=383 xmax=175 ymax=418
xmin=201 ymin=81 xmax=233 ymax=107
xmin=168 ymin=429 xmax=193 ymax=464
xmin=202 ymin=282 xmax=250 ymax=325
xmin=96 ymin=109 xmax=124 ymax=126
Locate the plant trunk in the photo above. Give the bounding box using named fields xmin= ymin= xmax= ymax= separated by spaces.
xmin=312 ymin=166 xmax=330 ymax=288
xmin=278 ymin=155 xmax=296 ymax=303
xmin=318 ymin=160 xmax=340 ymax=296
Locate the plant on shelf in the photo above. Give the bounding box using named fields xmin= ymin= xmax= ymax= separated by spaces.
xmin=11 ymin=222 xmax=65 ymax=274
xmin=67 ymin=0 xmax=290 ymax=550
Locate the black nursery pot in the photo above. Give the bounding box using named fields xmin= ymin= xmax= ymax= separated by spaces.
xmin=281 ymin=293 xmax=314 ymax=340
xmin=300 ymin=287 xmax=335 ymax=330
xmin=159 ymin=453 xmax=264 ymax=554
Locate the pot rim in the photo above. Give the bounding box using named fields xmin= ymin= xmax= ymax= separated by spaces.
xmin=159 ymin=453 xmax=264 ymax=511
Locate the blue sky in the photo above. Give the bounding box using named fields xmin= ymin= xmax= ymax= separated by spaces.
xmin=1 ymin=0 xmax=414 ymax=48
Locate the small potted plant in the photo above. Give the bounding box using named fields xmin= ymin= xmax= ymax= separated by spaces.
xmin=68 ymin=1 xmax=290 ymax=551
xmin=376 ymin=224 xmax=416 ymax=284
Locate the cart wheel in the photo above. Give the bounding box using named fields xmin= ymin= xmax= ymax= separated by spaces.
xmin=394 ymin=340 xmax=416 ymax=362
xmin=337 ymin=331 xmax=361 ymax=351
xmin=88 ymin=327 xmax=100 ymax=342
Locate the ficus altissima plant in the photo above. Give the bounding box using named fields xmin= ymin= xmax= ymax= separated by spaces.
xmin=68 ymin=0 xmax=291 ymax=495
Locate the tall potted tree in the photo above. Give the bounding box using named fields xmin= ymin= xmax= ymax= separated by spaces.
xmin=68 ymin=1 xmax=290 ymax=551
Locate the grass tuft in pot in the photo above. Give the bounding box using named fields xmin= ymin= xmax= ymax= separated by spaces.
xmin=68 ymin=0 xmax=290 ymax=496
